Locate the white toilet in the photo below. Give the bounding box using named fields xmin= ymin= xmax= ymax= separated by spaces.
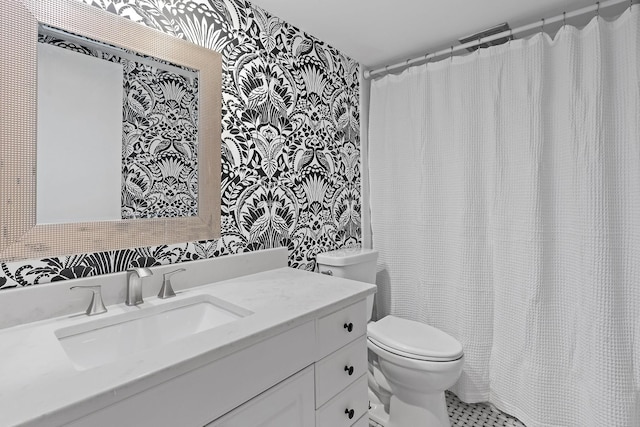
xmin=317 ymin=248 xmax=464 ymax=427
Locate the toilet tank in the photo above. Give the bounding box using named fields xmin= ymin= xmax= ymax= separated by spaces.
xmin=316 ymin=248 xmax=378 ymax=321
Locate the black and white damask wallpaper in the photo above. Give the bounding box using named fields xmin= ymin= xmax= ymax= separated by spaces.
xmin=121 ymin=63 xmax=200 ymax=219
xmin=0 ymin=0 xmax=361 ymax=289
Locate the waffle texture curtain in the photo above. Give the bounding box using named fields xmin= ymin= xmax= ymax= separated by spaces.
xmin=368 ymin=7 xmax=640 ymax=427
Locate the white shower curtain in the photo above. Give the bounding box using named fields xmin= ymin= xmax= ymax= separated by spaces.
xmin=368 ymin=7 xmax=640 ymax=427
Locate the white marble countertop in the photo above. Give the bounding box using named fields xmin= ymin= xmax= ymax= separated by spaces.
xmin=0 ymin=267 xmax=375 ymax=427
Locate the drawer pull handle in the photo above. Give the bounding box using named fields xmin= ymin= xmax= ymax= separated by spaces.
xmin=345 ymin=408 xmax=355 ymax=419
xmin=344 ymin=365 xmax=354 ymax=376
xmin=343 ymin=322 xmax=354 ymax=332
xmin=321 ymin=270 xmax=333 ymax=276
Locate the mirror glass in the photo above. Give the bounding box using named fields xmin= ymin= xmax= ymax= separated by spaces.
xmin=36 ymin=26 xmax=200 ymax=224
xmin=0 ymin=0 xmax=221 ymax=262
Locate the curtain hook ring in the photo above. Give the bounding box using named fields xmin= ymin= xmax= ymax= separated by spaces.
xmin=424 ymin=52 xmax=430 ymax=64
xmin=563 ymin=11 xmax=567 ymax=27
xmin=509 ymin=29 xmax=514 ymax=45
xmin=450 ymin=46 xmax=454 ymax=62
xmin=477 ymin=37 xmax=482 ymax=54
xmin=596 ymin=1 xmax=600 ymax=20
xmin=385 ymin=65 xmax=390 ymax=74
xmin=540 ymin=18 xmax=545 ymax=34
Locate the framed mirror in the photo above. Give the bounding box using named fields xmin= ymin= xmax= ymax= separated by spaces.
xmin=0 ymin=0 xmax=222 ymax=262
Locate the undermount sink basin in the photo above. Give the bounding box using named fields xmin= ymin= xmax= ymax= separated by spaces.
xmin=55 ymin=294 xmax=252 ymax=370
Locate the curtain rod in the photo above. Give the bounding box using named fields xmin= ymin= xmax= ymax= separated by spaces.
xmin=364 ymin=0 xmax=633 ymax=80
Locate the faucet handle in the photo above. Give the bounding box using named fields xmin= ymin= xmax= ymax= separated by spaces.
xmin=70 ymin=285 xmax=107 ymax=316
xmin=158 ymin=268 xmax=186 ymax=299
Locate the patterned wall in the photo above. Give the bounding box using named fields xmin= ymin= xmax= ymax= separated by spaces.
xmin=0 ymin=0 xmax=361 ymax=289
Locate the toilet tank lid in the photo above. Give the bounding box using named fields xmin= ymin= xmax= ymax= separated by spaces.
xmin=316 ymin=248 xmax=378 ymax=266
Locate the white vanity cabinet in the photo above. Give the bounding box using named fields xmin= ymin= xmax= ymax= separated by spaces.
xmin=1 ymin=260 xmax=377 ymax=427
xmin=61 ymin=299 xmax=370 ymax=427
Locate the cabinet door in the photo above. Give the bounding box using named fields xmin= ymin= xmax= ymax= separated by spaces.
xmin=208 ymin=366 xmax=315 ymax=427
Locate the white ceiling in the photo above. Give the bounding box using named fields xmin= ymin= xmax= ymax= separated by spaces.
xmin=247 ymin=0 xmax=616 ymax=69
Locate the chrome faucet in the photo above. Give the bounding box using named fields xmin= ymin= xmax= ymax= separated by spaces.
xmin=126 ymin=267 xmax=153 ymax=306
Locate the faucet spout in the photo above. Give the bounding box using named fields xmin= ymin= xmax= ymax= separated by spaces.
xmin=126 ymin=267 xmax=153 ymax=306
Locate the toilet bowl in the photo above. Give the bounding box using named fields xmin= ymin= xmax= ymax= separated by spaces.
xmin=316 ymin=248 xmax=465 ymax=427
xmin=368 ymin=315 xmax=464 ymax=426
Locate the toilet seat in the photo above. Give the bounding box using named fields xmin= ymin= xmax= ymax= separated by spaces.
xmin=367 ymin=315 xmax=463 ymax=362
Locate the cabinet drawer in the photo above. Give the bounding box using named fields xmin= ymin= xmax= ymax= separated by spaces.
xmin=317 ymin=300 xmax=366 ymax=359
xmin=315 ymin=336 xmax=367 ymax=408
xmin=352 ymin=413 xmax=370 ymax=427
xmin=316 ymin=375 xmax=368 ymax=427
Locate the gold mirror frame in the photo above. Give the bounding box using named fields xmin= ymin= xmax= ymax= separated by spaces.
xmin=0 ymin=0 xmax=221 ymax=262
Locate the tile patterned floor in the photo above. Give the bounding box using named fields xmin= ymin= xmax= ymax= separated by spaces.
xmin=369 ymin=391 xmax=526 ymax=427
xmin=446 ymin=392 xmax=526 ymax=427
